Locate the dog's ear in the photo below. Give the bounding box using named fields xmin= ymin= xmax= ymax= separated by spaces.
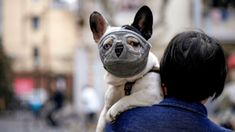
xmin=131 ymin=5 xmax=153 ymax=40
xmin=89 ymin=11 xmax=109 ymax=43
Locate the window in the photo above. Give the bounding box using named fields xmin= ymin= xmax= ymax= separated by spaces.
xmin=33 ymin=47 xmax=40 ymax=67
xmin=32 ymin=0 xmax=39 ymax=3
xmin=51 ymin=0 xmax=67 ymax=9
xmin=32 ymin=16 xmax=40 ymax=30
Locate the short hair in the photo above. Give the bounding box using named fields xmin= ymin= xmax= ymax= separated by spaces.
xmin=160 ymin=31 xmax=227 ymax=102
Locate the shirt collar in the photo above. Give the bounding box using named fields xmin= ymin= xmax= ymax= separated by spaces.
xmin=159 ymin=97 xmax=208 ymax=117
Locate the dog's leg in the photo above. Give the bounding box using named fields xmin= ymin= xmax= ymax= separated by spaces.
xmin=96 ymin=85 xmax=123 ymax=132
xmin=96 ymin=107 xmax=108 ymax=132
xmin=106 ymin=73 xmax=162 ymax=122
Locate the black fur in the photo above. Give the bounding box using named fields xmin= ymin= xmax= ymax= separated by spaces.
xmin=131 ymin=6 xmax=153 ymax=40
xmin=89 ymin=5 xmax=153 ymax=42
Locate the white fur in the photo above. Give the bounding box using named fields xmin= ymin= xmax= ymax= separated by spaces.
xmin=96 ymin=52 xmax=162 ymax=132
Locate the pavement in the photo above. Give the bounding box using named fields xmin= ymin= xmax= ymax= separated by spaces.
xmin=0 ymin=108 xmax=96 ymax=132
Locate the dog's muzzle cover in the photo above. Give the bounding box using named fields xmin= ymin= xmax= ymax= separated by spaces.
xmin=98 ymin=28 xmax=151 ymax=78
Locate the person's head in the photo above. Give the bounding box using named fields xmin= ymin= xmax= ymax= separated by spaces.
xmin=160 ymin=31 xmax=227 ymax=102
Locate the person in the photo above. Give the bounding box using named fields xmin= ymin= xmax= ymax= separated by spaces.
xmin=212 ymin=54 xmax=235 ymax=130
xmin=105 ymin=31 xmax=233 ymax=131
xmin=28 ymin=87 xmax=48 ymax=118
xmin=46 ymin=77 xmax=65 ymax=126
xmin=81 ymin=85 xmax=101 ymax=130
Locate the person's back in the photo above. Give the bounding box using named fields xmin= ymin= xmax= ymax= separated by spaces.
xmin=105 ymin=31 xmax=232 ymax=132
xmin=106 ymin=98 xmax=231 ymax=132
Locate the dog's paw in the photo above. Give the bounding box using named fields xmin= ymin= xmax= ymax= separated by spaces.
xmin=96 ymin=126 xmax=104 ymax=132
xmin=105 ymin=108 xmax=120 ymax=123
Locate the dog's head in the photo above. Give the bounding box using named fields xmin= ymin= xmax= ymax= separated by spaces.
xmin=89 ymin=6 xmax=153 ymax=78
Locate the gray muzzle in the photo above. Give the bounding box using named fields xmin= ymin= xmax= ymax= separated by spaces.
xmin=98 ymin=28 xmax=151 ymax=78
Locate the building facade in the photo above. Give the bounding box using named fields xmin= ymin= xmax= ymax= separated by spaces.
xmin=2 ymin=0 xmax=79 ymax=98
xmin=2 ymin=0 xmax=235 ymax=111
xmin=0 ymin=0 xmax=2 ymax=36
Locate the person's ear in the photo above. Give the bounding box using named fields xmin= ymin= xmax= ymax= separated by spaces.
xmin=89 ymin=11 xmax=109 ymax=43
xmin=131 ymin=5 xmax=153 ymax=40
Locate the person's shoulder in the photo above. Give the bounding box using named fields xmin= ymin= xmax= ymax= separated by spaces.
xmin=116 ymin=105 xmax=160 ymax=123
xmin=209 ymin=124 xmax=233 ymax=132
xmin=105 ymin=105 xmax=163 ymax=132
xmin=105 ymin=104 xmax=234 ymax=132
xmin=205 ymin=119 xmax=233 ymax=132
xmin=122 ymin=103 xmax=163 ymax=117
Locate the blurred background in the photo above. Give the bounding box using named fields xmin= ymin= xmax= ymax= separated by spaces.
xmin=0 ymin=0 xmax=235 ymax=131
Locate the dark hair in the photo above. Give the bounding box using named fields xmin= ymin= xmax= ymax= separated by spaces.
xmin=160 ymin=31 xmax=227 ymax=102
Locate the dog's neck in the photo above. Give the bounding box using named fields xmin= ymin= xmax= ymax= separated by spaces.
xmin=104 ymin=52 xmax=159 ymax=86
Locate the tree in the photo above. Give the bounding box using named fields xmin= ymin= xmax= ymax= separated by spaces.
xmin=0 ymin=37 xmax=13 ymax=110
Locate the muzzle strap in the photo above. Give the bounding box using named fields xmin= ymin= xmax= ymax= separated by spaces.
xmin=124 ymin=66 xmax=159 ymax=96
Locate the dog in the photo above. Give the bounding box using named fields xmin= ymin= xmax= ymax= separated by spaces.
xmin=89 ymin=5 xmax=162 ymax=132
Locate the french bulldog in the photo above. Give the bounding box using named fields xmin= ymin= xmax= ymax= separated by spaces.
xmin=89 ymin=5 xmax=162 ymax=132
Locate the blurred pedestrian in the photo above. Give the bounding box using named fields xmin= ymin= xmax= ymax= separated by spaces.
xmin=46 ymin=76 xmax=65 ymax=127
xmin=28 ymin=87 xmax=48 ymax=118
xmin=213 ymin=55 xmax=235 ymax=130
xmin=106 ymin=31 xmax=232 ymax=131
xmin=81 ymin=85 xmax=101 ymax=131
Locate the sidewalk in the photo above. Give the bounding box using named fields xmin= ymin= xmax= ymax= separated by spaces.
xmin=0 ymin=108 xmax=96 ymax=132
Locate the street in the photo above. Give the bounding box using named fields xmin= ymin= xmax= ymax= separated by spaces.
xmin=0 ymin=109 xmax=96 ymax=132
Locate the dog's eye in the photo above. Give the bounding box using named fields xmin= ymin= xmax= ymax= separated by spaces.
xmin=103 ymin=43 xmax=112 ymax=50
xmin=127 ymin=37 xmax=140 ymax=47
xmin=129 ymin=41 xmax=139 ymax=47
xmin=103 ymin=38 xmax=113 ymax=50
